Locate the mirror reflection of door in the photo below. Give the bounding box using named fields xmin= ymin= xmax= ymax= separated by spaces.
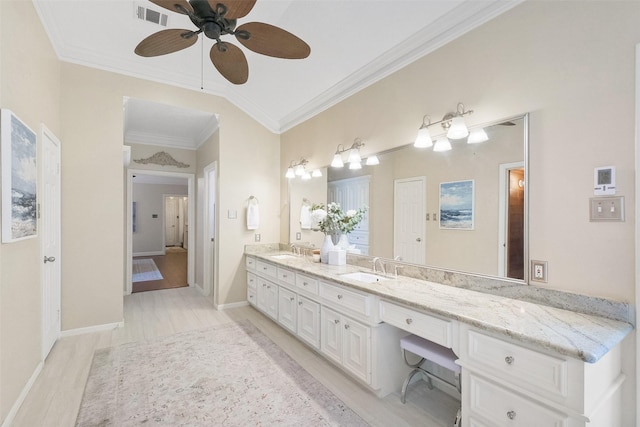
xmin=164 ymin=196 xmax=188 ymax=248
xmin=507 ymin=168 xmax=525 ymax=280
xmin=394 ymin=177 xmax=426 ymax=264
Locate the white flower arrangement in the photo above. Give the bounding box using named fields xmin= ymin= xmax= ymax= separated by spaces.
xmin=310 ymin=202 xmax=367 ymax=234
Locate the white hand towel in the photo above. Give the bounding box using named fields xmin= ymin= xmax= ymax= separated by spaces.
xmin=247 ymin=202 xmax=259 ymax=230
xmin=300 ymin=205 xmax=311 ymax=229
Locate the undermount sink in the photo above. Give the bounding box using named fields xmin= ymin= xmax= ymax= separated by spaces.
xmin=339 ymin=271 xmax=392 ymax=283
xmin=270 ymin=254 xmax=298 ymax=260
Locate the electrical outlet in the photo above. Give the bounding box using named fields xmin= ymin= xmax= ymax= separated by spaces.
xmin=254 ymin=233 xmax=261 ymax=242
xmin=296 ymin=232 xmax=301 ymax=240
xmin=531 ymin=260 xmax=548 ymax=283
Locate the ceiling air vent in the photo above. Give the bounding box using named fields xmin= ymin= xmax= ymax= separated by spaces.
xmin=134 ymin=4 xmax=169 ymax=27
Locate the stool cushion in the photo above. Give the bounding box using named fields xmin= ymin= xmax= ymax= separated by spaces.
xmin=401 ymin=334 xmax=460 ymax=373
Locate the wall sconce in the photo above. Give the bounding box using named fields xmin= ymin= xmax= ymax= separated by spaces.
xmin=285 ymin=158 xmax=322 ymax=180
xmin=331 ymin=137 xmax=379 ymax=169
xmin=414 ymin=102 xmax=482 ymax=152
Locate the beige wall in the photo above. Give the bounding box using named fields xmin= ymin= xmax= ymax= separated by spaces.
xmin=282 ymin=1 xmax=639 ymax=303
xmin=0 ymin=0 xmax=61 ymax=420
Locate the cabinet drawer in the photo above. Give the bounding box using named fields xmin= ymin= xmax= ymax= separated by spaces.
xmin=277 ymin=267 xmax=296 ymax=287
xmin=468 ymin=374 xmax=569 ymax=427
xmin=296 ymin=273 xmax=319 ymax=295
xmin=247 ymin=272 xmax=257 ymax=290
xmin=255 ymin=260 xmax=277 ymax=279
xmin=379 ymin=300 xmax=453 ymax=348
xmin=245 ymin=255 xmax=256 ymax=270
xmin=320 ymin=282 xmax=372 ymax=318
xmin=465 ymin=329 xmax=568 ymax=398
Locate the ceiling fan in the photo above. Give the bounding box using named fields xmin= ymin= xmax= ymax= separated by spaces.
xmin=135 ymin=0 xmax=310 ymax=85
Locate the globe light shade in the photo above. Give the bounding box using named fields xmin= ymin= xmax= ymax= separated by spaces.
xmin=414 ymin=126 xmax=433 ymax=148
xmin=349 ymin=160 xmax=362 ymax=170
xmin=301 ymin=171 xmax=311 ymax=180
xmin=365 ymin=155 xmax=379 ymax=165
xmin=312 ymin=169 xmax=322 ymax=177
xmin=433 ymin=138 xmax=452 ymax=152
xmin=347 ymin=149 xmax=361 ymax=164
xmin=447 ymin=116 xmax=469 ymax=139
xmin=294 ymin=164 xmax=305 ymax=176
xmin=331 ymin=153 xmax=344 ymax=168
xmin=467 ymin=128 xmax=489 ymax=144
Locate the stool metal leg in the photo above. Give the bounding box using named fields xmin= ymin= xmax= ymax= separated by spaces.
xmin=400 ymin=368 xmax=422 ymax=404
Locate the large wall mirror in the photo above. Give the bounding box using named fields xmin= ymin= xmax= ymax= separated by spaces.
xmin=288 ymin=114 xmax=528 ymax=283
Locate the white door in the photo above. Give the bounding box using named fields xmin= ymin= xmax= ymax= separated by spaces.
xmin=394 ymin=177 xmax=426 ymax=264
xmin=41 ymin=126 xmax=61 ymax=359
xmin=165 ymin=196 xmax=179 ymax=246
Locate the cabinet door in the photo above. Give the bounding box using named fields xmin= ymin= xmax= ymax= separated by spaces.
xmin=278 ymin=286 xmax=297 ymax=334
xmin=256 ymin=277 xmax=269 ymax=313
xmin=297 ymin=296 xmax=320 ymax=349
xmin=247 ymin=287 xmax=257 ymax=307
xmin=342 ymin=318 xmax=371 ymax=383
xmin=321 ymin=306 xmax=343 ymax=365
xmin=265 ymin=282 xmax=278 ymax=319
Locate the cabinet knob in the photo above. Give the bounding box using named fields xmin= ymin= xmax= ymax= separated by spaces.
xmin=337 ymin=294 xmax=343 ymax=300
xmin=298 ymin=301 xmax=303 ymax=305
xmin=283 ymin=274 xmax=287 ymax=278
xmin=344 ymin=324 xmax=350 ymax=330
xmin=506 ymin=411 xmax=516 ymax=420
xmin=303 ymin=282 xmax=308 ymax=286
xmin=406 ymin=318 xmax=413 ymax=325
xmin=505 ymin=356 xmax=514 ymax=365
xmin=267 ymin=285 xmax=271 ymax=289
xmin=334 ymin=319 xmax=340 ymax=324
xmin=290 ymin=297 xmax=295 ymax=302
xmin=262 ymin=283 xmax=266 ymax=287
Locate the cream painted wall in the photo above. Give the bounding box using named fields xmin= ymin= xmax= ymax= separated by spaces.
xmin=0 ymin=0 xmax=61 ymax=421
xmin=282 ymin=1 xmax=639 ymax=303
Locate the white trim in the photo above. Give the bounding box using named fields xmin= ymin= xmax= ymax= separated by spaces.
xmin=634 ymin=42 xmax=640 ymax=427
xmin=1 ymin=362 xmax=43 ymax=427
xmin=203 ymin=162 xmax=218 ymax=300
xmin=498 ymin=161 xmax=525 ymax=277
xmin=132 ymin=251 xmax=164 ymax=257
xmin=126 ymin=168 xmax=195 ymax=295
xmin=60 ymin=321 xmax=124 ymax=338
xmin=214 ymin=301 xmax=250 ymax=311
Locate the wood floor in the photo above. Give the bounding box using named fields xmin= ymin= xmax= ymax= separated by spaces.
xmin=132 ymin=247 xmax=187 ymax=293
xmin=11 ymin=287 xmax=457 ymax=427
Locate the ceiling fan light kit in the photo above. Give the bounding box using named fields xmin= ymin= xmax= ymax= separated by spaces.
xmin=135 ymin=0 xmax=310 ymax=85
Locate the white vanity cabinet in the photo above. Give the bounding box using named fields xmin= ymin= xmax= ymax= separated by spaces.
xmin=256 ymin=275 xmax=278 ymax=320
xmin=297 ymin=296 xmax=321 ymax=349
xmin=278 ymin=285 xmax=297 ymax=334
xmin=247 ymin=272 xmax=257 ymax=307
xmin=321 ymin=305 xmax=371 ymax=384
xmin=459 ymin=324 xmax=624 ymax=427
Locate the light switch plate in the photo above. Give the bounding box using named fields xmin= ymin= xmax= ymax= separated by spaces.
xmin=589 ymin=196 xmax=624 ymax=222
xmin=228 ymin=209 xmax=237 ymax=219
xmin=296 ymin=232 xmax=301 ymax=240
xmin=255 ymin=233 xmax=261 ymax=242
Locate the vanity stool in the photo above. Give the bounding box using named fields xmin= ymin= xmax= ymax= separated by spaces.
xmin=400 ymin=334 xmax=462 ymax=426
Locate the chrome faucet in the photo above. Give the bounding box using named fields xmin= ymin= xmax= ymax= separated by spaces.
xmin=290 ymin=244 xmax=300 ymax=256
xmin=371 ymin=257 xmax=386 ymax=275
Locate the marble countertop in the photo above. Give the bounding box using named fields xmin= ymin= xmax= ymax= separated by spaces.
xmin=246 ymin=250 xmax=633 ymax=363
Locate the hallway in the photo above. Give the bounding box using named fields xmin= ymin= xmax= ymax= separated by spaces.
xmin=132 ymin=247 xmax=187 ymax=293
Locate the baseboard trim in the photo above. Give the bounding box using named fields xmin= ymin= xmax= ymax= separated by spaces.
xmin=215 ymin=301 xmax=249 ymax=310
xmin=60 ymin=320 xmax=124 ymax=338
xmin=1 ymin=361 xmax=43 ymax=427
xmin=133 ymin=251 xmax=164 ymax=257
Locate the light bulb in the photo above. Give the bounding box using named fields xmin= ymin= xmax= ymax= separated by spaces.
xmin=414 ymin=126 xmax=433 ymax=148
xmin=331 ymin=153 xmax=344 ymax=168
xmin=285 ymin=167 xmax=295 ymax=179
xmin=365 ymin=155 xmax=379 ymax=165
xmin=447 ymin=116 xmax=469 ymax=139
xmin=433 ymin=138 xmax=452 ymax=152
xmin=467 ymin=128 xmax=488 ymax=144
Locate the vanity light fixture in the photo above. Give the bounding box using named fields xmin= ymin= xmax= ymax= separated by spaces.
xmin=414 ymin=103 xmax=480 ymax=151
xmin=331 ymin=138 xmax=367 ymax=169
xmin=433 ymin=137 xmax=452 ymax=152
xmin=285 ymin=158 xmax=310 ymax=179
xmin=365 ymin=155 xmax=380 ymax=165
xmin=312 ymin=169 xmax=322 ymax=177
xmin=414 ymin=115 xmax=434 ymax=148
xmin=467 ymin=128 xmax=489 ymax=144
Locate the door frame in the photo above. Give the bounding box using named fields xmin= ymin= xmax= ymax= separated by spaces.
xmin=498 ymin=161 xmax=524 ymax=278
xmin=125 ymin=169 xmax=195 ymax=295
xmin=393 ymin=176 xmax=426 ymax=264
xmin=203 ymin=161 xmax=218 ymax=300
xmin=40 ymin=125 xmax=61 ymax=360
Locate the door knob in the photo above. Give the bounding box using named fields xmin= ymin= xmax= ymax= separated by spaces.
xmin=44 ymin=256 xmax=55 ymax=263
xmin=416 ymin=237 xmax=422 ymax=242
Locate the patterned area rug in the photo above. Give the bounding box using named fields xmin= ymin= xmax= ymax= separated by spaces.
xmin=132 ymin=258 xmax=163 ymax=282
xmin=76 ymin=321 xmax=369 ymax=426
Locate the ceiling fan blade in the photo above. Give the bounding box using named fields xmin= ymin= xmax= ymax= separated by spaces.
xmin=149 ymin=0 xmax=194 ymax=14
xmin=235 ymin=22 xmax=310 ymax=59
xmin=135 ymin=29 xmax=198 ymax=57
xmin=210 ymin=42 xmax=249 ymax=85
xmin=210 ymin=0 xmax=257 ymax=19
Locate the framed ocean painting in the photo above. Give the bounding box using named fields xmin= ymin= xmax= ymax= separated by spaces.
xmin=1 ymin=109 xmax=37 ymax=242
xmin=439 ymin=179 xmax=474 ymax=230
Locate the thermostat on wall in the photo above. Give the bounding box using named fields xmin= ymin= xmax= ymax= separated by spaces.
xmin=594 ymin=166 xmax=616 ymax=195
